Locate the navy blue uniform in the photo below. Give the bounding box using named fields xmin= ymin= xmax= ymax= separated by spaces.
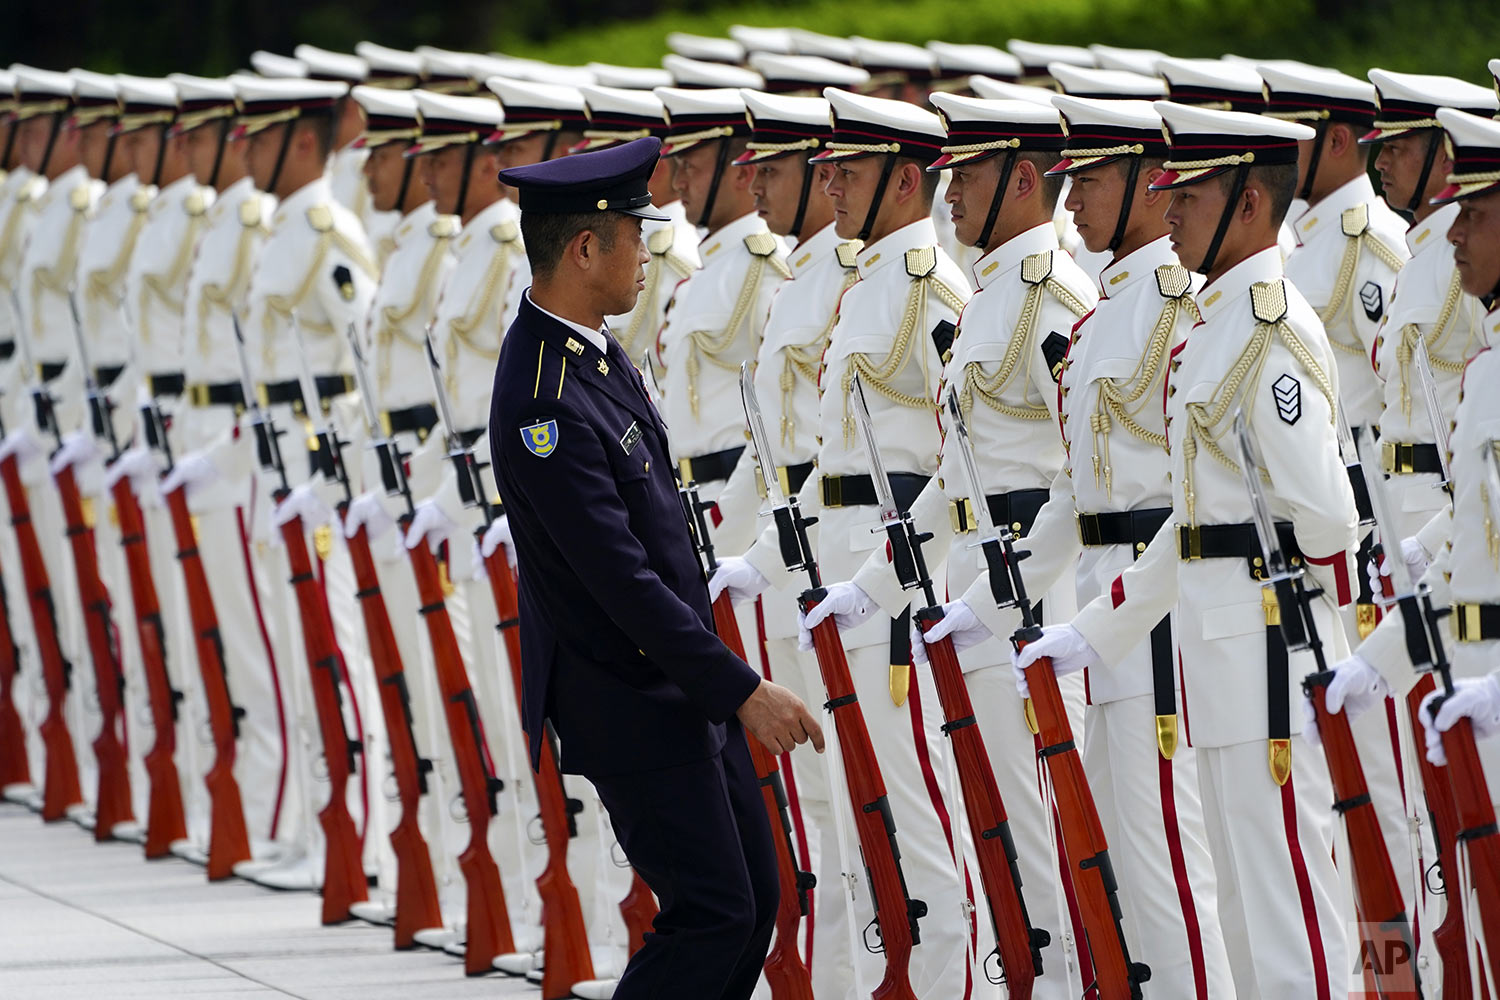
xmin=490 ymin=293 xmax=777 ymax=999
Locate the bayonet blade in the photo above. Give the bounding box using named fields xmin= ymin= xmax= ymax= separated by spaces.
xmin=945 ymin=389 xmax=1000 ymax=541
xmin=1231 ymin=410 xmax=1288 ymax=577
xmin=741 ymin=361 xmax=787 ymax=508
xmin=422 ymin=323 xmax=461 ymax=449
xmin=847 ymin=375 xmax=901 ymax=529
xmin=1356 ymin=430 xmax=1417 ymax=598
xmin=343 ymin=319 xmax=385 ymax=438
xmin=1411 ymin=335 xmax=1454 ymax=489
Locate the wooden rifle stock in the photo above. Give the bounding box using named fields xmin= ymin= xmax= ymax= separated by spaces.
xmin=0 ymin=561 xmax=29 ymax=790
xmin=1304 ymin=674 xmax=1419 ymax=998
xmin=405 ymin=524 xmax=515 ymax=973
xmin=277 ymin=510 xmax=367 ymax=924
xmin=483 ymin=540 xmax=595 ymax=997
xmin=53 ymin=463 xmax=133 ymax=838
xmin=916 ymin=609 xmax=1046 ymax=998
xmin=1434 ymin=692 xmax=1500 ymax=992
xmin=712 ymin=591 xmax=814 ymax=1000
xmin=1019 ymin=633 xmax=1146 ymax=1000
xmin=620 ymin=869 xmax=658 ymax=959
xmin=111 ymin=477 xmax=187 ymax=858
xmin=802 ymin=591 xmax=921 ymax=1000
xmin=344 ymin=518 xmax=442 ymax=948
xmin=163 ymin=485 xmax=250 ymax=878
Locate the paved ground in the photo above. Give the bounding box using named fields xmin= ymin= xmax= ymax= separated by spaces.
xmin=0 ymin=803 xmax=537 ymax=999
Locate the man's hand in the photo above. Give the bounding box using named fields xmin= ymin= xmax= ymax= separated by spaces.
xmin=1369 ymin=537 xmax=1429 ymax=603
xmin=708 ymin=556 xmax=770 ymax=605
xmin=1010 ymin=624 xmax=1098 ymax=698
xmin=798 ymin=581 xmax=876 ymax=650
xmin=736 ymin=679 xmax=825 ymax=755
xmin=1420 ymin=675 xmax=1500 ymax=766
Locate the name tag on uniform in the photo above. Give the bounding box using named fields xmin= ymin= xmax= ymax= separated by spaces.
xmin=620 ymin=421 xmax=643 ymax=456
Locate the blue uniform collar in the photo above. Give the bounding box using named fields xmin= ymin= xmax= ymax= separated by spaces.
xmin=516 ymin=293 xmax=661 ymax=430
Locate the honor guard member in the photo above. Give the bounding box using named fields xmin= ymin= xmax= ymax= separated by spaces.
xmin=1412 ymin=105 xmax=1500 ymax=829
xmin=1016 ymin=103 xmax=1359 ymax=997
xmin=414 ymin=48 xmax=481 ymax=97
xmin=925 ymin=41 xmax=1023 ymax=94
xmin=492 ymin=135 xmax=822 ymax=1000
xmin=577 ymin=85 xmax=701 ymax=364
xmin=929 ymin=95 xmax=1239 ymax=999
xmin=339 ymin=83 xmax=456 ymax=934
xmin=747 ymin=52 xmax=871 ymax=97
xmin=711 ymin=88 xmax=973 ymax=998
xmin=232 ymin=72 xmax=378 ymax=891
xmin=355 ymin=42 xmax=424 ymax=91
xmin=1365 ymin=72 xmax=1497 ymax=543
xmin=811 ymin=92 xmax=1100 ymax=999
xmin=1006 ymin=40 xmax=1094 ymax=87
xmin=665 ymin=31 xmax=747 ymax=66
xmin=652 ymin=84 xmax=788 ymax=502
xmin=661 ymin=54 xmax=764 ymax=93
xmin=702 ymin=88 xmax=853 ymax=998
xmin=168 ymin=72 xmax=286 ymax=865
xmin=847 ymin=37 xmax=937 ymax=103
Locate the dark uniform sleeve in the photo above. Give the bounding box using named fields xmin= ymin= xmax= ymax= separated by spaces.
xmin=502 ymin=404 xmax=762 ymax=724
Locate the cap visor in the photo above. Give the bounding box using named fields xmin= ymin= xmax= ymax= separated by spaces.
xmin=1431 ymin=179 xmax=1500 ymax=205
xmin=621 ymin=204 xmax=672 ymax=221
xmin=1148 ymin=164 xmax=1231 ymax=190
xmin=1046 ymin=154 xmax=1122 ymax=176
xmin=808 ymin=147 xmax=874 ymax=163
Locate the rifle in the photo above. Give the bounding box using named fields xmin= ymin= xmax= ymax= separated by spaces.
xmin=1230 ymin=413 xmax=1417 ymax=998
xmin=71 ymin=291 xmax=189 ymax=858
xmin=56 ymin=289 xmax=133 ymax=840
xmin=741 ymin=363 xmax=924 ymax=1000
xmin=0 ymin=537 xmax=27 ymax=793
xmin=335 ymin=273 xmax=446 ymax=949
xmin=679 ymin=458 xmax=814 ymax=1000
xmin=266 ymin=309 xmax=369 ymax=924
xmin=984 ymin=402 xmax=1148 ymax=999
xmin=404 ymin=320 xmax=516 ymax=974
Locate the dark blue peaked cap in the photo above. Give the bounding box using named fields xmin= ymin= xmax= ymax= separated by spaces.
xmin=497 ymin=136 xmax=669 ymax=220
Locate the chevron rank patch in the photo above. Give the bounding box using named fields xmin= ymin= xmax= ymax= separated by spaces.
xmin=1359 ymin=280 xmax=1384 ymax=321
xmin=1272 ymin=374 xmax=1301 ymax=425
xmin=1042 ymin=331 xmax=1071 ymax=383
xmin=930 ymin=319 xmax=957 ymax=363
xmin=521 ymin=419 xmax=559 ymax=458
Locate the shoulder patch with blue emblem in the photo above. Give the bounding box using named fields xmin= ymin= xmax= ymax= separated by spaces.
xmin=520 ymin=419 xmax=559 ymax=458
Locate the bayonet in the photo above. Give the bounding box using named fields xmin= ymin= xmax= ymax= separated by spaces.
xmin=229 ymin=309 xmax=288 ymax=494
xmin=740 ymin=361 xmax=816 ymax=582
xmin=66 ymin=287 xmax=118 ymax=456
xmin=1411 ymin=335 xmax=1454 ymax=492
xmin=421 ymin=323 xmax=491 ymax=523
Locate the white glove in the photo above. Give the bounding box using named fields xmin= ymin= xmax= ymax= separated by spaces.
xmin=921 ymin=599 xmax=993 ymax=653
xmin=48 ymin=430 xmax=98 ymax=475
xmin=272 ymin=483 xmax=333 ymax=531
xmin=1010 ymin=624 xmax=1097 ymax=699
xmin=1420 ymin=675 xmax=1500 ymax=766
xmin=160 ymin=450 xmax=219 ymax=499
xmin=797 ymin=582 xmax=876 ymax=650
xmin=102 ymin=446 xmax=160 ymax=501
xmin=910 ymin=617 xmax=929 ymax=666
xmin=404 ymin=498 xmax=460 ymax=553
xmin=708 ymin=556 xmax=769 ymax=606
xmin=0 ymin=428 xmax=42 ymax=467
xmin=480 ymin=514 xmax=516 ymax=568
xmin=343 ymin=491 xmax=396 ymax=543
xmin=1370 ymin=536 xmax=1430 ymax=603
xmin=1306 ymin=654 xmax=1389 ymax=748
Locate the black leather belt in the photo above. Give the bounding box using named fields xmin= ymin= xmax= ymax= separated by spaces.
xmin=38 ymin=360 xmax=66 ymax=383
xmin=1177 ymin=521 xmax=1302 ymax=581
xmin=678 ymin=445 xmax=744 ymax=486
xmin=1454 ymin=603 xmax=1500 ymax=642
xmin=0 ymin=340 xmax=13 ymax=361
xmin=382 ymin=403 xmax=439 ymax=441
xmin=1077 ymin=506 xmax=1173 ymax=551
xmin=149 ymin=371 xmax=185 ymax=397
xmin=95 ymin=364 xmax=125 ymax=389
xmin=950 ymin=487 xmax=1050 ymax=535
xmin=187 ymin=381 xmax=246 ymax=408
xmin=756 ymin=461 xmax=816 ymax=498
xmin=260 ymin=374 xmax=354 ymax=412
xmin=821 ymin=472 xmax=929 ymax=510
xmin=1382 ymin=441 xmax=1442 ymax=475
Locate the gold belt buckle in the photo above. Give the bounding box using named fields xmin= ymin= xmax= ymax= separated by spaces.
xmin=678 ymin=457 xmax=694 ymax=483
xmin=187 ymin=383 xmax=208 ymax=408
xmin=379 ymin=410 xmax=394 ymax=438
xmin=948 ymin=498 xmax=972 ymax=534
xmin=1261 ymin=585 xmax=1281 ymax=626
xmin=1455 ymin=603 xmax=1481 ymax=642
xmin=776 ymin=465 xmax=793 ymax=497
xmin=1177 ymin=523 xmax=1202 ymax=560
xmin=1076 ymin=511 xmax=1102 ymax=547
xmin=824 ymin=475 xmax=842 ymax=508
xmin=1382 ymin=440 xmax=1416 ymax=475
xmin=754 ymin=463 xmax=768 ymax=499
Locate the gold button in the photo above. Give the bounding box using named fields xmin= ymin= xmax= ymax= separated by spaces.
xmin=644 ymin=461 xmax=650 ymax=472
xmin=1168 ymin=385 xmax=1176 ymax=397
xmin=1136 ymin=541 xmax=1147 ymax=553
xmin=937 ymin=477 xmax=944 ymax=489
xmin=1252 ymin=556 xmax=1263 ymax=567
xmin=1012 ymin=521 xmax=1022 ymax=533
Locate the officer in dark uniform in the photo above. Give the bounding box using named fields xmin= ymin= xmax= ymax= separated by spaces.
xmin=489 ymin=136 xmax=823 ymax=1000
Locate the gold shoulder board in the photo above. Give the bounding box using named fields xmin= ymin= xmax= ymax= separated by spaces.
xmin=1020 ymin=250 xmax=1054 ymax=285
xmin=184 ymin=189 xmax=208 ymax=217
xmin=1340 ymin=203 xmax=1370 ymax=239
xmin=69 ymin=185 xmax=92 ymax=212
xmin=306 ymin=204 xmax=334 ymax=233
xmin=904 ymin=245 xmax=937 ymax=278
xmin=239 ymin=198 xmax=263 ymax=229
xmin=1250 ymin=279 xmax=1289 ymax=324
xmin=647 ymin=226 xmax=676 ymax=255
xmin=490 ymin=219 xmax=520 ymax=244
xmin=428 ymin=215 xmax=459 ymax=239
xmin=1155 ymin=263 xmax=1191 ymax=299
xmin=835 ymin=240 xmax=861 ymax=269
xmin=744 ymin=231 xmax=779 ymax=257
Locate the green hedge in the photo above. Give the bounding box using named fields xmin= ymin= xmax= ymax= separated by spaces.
xmin=501 ymin=0 xmax=1499 ymax=86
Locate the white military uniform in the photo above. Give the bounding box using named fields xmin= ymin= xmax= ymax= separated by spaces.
xmin=605 ymin=198 xmax=698 ymax=364
xmin=969 ymin=234 xmax=1238 ymax=998
xmin=1070 ymin=246 xmax=1357 ymax=996
xmin=743 ymin=216 xmax=972 ymax=998
xmin=848 ymin=220 xmax=1095 ymax=999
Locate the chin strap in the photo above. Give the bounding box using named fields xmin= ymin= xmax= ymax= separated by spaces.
xmin=395 ymin=154 xmax=415 ymax=212
xmin=38 ymin=113 xmax=63 ymax=177
xmin=1297 ymin=122 xmax=1327 ymax=204
xmin=790 ymin=159 xmax=816 ymax=241
xmin=1407 ymin=129 xmax=1441 ymax=217
xmin=1197 ymin=163 xmax=1250 ymax=277
xmin=857 ymin=154 xmax=900 ymax=243
xmin=454 ymin=142 xmax=478 ymax=219
xmin=696 ymin=138 xmax=736 ymax=230
xmin=1 ymin=119 xmax=17 ymax=172
xmin=975 ymin=151 xmax=1018 ymax=252
xmin=100 ymin=128 xmax=118 ymax=184
xmin=266 ymin=120 xmax=294 ymax=197
xmin=208 ymin=118 xmax=229 ymax=190
xmin=150 ymin=124 xmax=168 ymax=187
xmin=1108 ymin=157 xmax=1145 ymax=254
xmin=541 ymin=130 xmax=562 ymax=163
